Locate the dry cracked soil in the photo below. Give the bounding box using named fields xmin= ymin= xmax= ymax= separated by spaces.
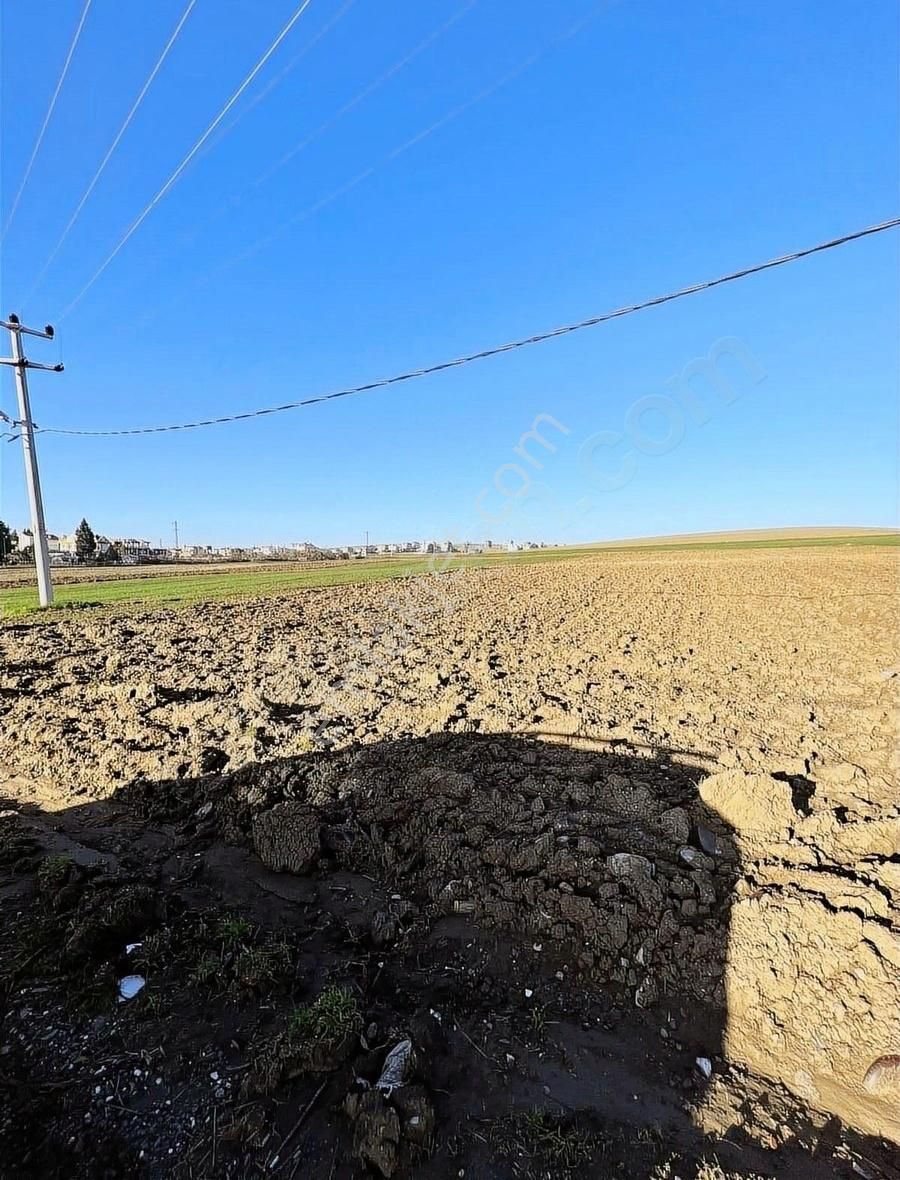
xmin=0 ymin=547 xmax=898 ymax=1180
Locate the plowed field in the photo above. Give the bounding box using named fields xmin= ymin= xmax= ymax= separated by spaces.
xmin=1 ymin=547 xmax=897 ymax=1179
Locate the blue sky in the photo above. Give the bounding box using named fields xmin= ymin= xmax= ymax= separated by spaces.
xmin=1 ymin=0 xmax=897 ymax=547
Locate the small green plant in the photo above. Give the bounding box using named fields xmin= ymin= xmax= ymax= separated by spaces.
xmin=36 ymin=853 xmax=73 ymax=893
xmin=242 ymin=984 xmax=362 ymax=1096
xmin=289 ymin=984 xmax=360 ymax=1043
xmin=141 ymin=990 xmax=165 ymax=1017
xmin=233 ymin=946 xmax=286 ymax=990
xmin=502 ymin=1110 xmax=592 ymax=1169
xmin=189 ymin=952 xmax=220 ymax=987
xmin=219 ymin=915 xmax=252 ymax=945
xmin=528 ymin=1003 xmax=549 ymax=1034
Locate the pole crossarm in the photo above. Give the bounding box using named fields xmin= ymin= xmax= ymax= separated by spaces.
xmin=0 ymin=317 xmax=55 ymax=339
xmin=0 ymin=357 xmax=64 ymax=371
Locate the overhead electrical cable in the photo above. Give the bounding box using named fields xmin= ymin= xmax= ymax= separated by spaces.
xmin=200 ymin=0 xmax=360 ymax=157
xmin=36 ymin=217 xmax=900 ymax=438
xmin=25 ymin=0 xmax=198 ymax=303
xmin=216 ymin=2 xmax=606 ymax=272
xmin=123 ymin=2 xmax=605 ymax=331
xmin=56 ymin=0 xmax=317 ymax=322
xmin=250 ymin=0 xmax=478 ymax=193
xmin=127 ymin=0 xmax=474 ymax=302
xmin=1 ymin=0 xmax=93 ymax=243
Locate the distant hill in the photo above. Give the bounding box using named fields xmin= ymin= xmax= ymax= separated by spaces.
xmin=577 ymin=526 xmax=899 ymax=549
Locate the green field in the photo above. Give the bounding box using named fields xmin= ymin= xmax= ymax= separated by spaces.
xmin=1 ymin=534 xmax=896 ymax=619
xmin=0 ymin=549 xmax=591 ymax=619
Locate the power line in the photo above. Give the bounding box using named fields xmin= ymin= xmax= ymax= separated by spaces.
xmin=122 ymin=2 xmax=608 ymax=334
xmin=199 ymin=0 xmax=360 ymax=158
xmin=127 ymin=0 xmax=463 ymax=311
xmin=250 ymin=0 xmax=478 ymax=193
xmin=36 ymin=216 xmax=900 ymax=439
xmin=56 ymin=0 xmax=317 ymax=323
xmin=24 ymin=0 xmax=198 ymax=305
xmin=1 ymin=0 xmax=93 ymax=243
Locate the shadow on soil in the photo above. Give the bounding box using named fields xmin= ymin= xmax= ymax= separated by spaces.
xmin=0 ymin=733 xmax=895 ymax=1179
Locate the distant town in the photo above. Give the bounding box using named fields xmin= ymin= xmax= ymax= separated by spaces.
xmin=0 ymin=518 xmax=549 ymax=565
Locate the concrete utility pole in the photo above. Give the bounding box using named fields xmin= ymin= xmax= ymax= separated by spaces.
xmin=173 ymin=520 xmax=179 ymax=556
xmin=0 ymin=313 xmax=63 ymax=607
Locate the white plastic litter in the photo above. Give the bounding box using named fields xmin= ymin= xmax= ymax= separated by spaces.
xmin=695 ymin=1056 xmax=713 ymax=1079
xmin=117 ymin=975 xmax=146 ymax=1003
xmin=376 ymin=1039 xmax=412 ymax=1093
xmin=125 ymin=942 xmax=142 ymax=955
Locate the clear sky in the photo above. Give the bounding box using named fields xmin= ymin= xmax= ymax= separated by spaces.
xmin=1 ymin=0 xmax=897 ymax=547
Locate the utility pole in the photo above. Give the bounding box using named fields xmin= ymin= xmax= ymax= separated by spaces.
xmin=1 ymin=313 xmax=63 ymax=607
xmin=173 ymin=520 xmax=179 ymax=557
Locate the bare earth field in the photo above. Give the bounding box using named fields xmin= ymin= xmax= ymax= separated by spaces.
xmin=1 ymin=547 xmax=898 ymax=1179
